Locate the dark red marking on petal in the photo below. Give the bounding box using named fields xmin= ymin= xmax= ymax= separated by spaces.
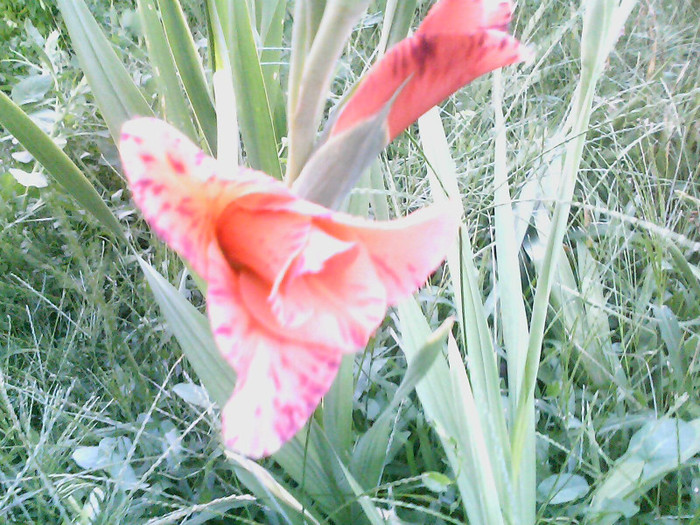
xmin=215 ymin=324 xmax=233 ymax=337
xmin=410 ymin=34 xmax=436 ymax=75
xmin=140 ymin=153 xmax=156 ymax=164
xmin=133 ymin=179 xmax=154 ymax=190
xmin=166 ymin=152 xmax=187 ymax=175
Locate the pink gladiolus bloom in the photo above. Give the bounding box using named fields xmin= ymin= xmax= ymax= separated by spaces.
xmin=332 ymin=0 xmax=529 ymax=140
xmin=120 ymin=118 xmax=458 ymax=458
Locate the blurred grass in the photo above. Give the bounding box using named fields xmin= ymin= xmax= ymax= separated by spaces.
xmin=1 ymin=0 xmax=699 ymax=523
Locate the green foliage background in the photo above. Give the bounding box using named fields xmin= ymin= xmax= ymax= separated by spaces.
xmin=0 ymin=0 xmax=698 ymax=523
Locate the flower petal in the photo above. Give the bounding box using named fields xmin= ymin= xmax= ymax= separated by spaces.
xmin=320 ymin=203 xmax=459 ymax=304
xmin=120 ymin=118 xmax=275 ymax=278
xmin=417 ymin=0 xmax=512 ymax=35
xmin=206 ymin=246 xmax=341 ymax=458
xmin=332 ymin=29 xmax=528 ymax=141
xmin=239 ymin=246 xmax=387 ymax=353
xmin=220 ymin=340 xmax=341 ymax=459
xmin=216 ymin=196 xmax=313 ymax=285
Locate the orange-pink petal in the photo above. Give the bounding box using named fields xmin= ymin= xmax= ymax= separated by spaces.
xmin=320 ymin=203 xmax=460 ymax=304
xmin=215 ymin=197 xmax=312 ymax=284
xmin=207 ymin=246 xmax=342 ymax=458
xmin=416 ymin=0 xmax=511 ymax=35
xmin=332 ymin=31 xmax=527 ymax=141
xmin=119 ymin=118 xmax=278 ymax=279
xmin=330 ymin=0 xmax=528 ymax=141
xmin=238 ymin=246 xmax=387 ymax=353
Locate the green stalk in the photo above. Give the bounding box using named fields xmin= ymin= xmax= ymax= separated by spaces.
xmin=492 ymin=69 xmax=535 ymax=524
xmin=511 ymin=0 xmax=639 ymax=476
xmin=285 ymin=0 xmax=370 ymax=183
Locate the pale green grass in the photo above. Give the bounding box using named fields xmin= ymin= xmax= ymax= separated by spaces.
xmin=1 ymin=0 xmax=699 ymax=523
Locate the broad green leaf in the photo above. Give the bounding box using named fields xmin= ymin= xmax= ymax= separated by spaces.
xmin=422 ymin=472 xmax=453 ymax=493
xmin=137 ymin=257 xmax=234 ymax=407
xmin=0 ymin=90 xmax=125 ymax=240
xmin=158 ymin=0 xmax=218 ymax=154
xmin=334 ymin=458 xmax=385 ymax=525
xmin=653 ymin=305 xmax=686 ymax=388
xmin=377 ymin=0 xmax=416 ymax=52
xmin=56 ymin=0 xmax=153 ymax=141
xmin=367 ymin=161 xmax=390 ymax=221
xmin=323 ymin=354 xmax=355 ymax=457
xmin=138 ymin=0 xmax=197 ymax=141
xmin=418 ymin=108 xmax=512 ymax=521
xmin=397 ymin=299 xmax=505 ymax=525
xmin=666 ymin=239 xmax=700 ymax=298
xmin=588 ymin=418 xmax=700 ymax=525
xmin=287 ymin=0 xmax=326 ymax=123
xmin=537 ymin=474 xmax=589 ymax=505
xmin=273 ymin=422 xmax=357 ymax=521
xmin=491 ymin=70 xmax=535 ymax=524
xmin=576 ymin=241 xmax=625 ymax=386
xmin=213 ymin=68 xmax=239 ymax=169
xmin=211 ymin=0 xmax=281 ymax=179
xmin=9 ymin=168 xmax=48 ymax=188
xmin=11 ymin=74 xmax=52 ymax=105
xmin=258 ymin=0 xmax=288 ymax=144
xmin=227 ymin=453 xmax=322 ymax=525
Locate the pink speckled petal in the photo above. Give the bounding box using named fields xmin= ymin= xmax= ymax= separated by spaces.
xmin=319 ymin=202 xmax=459 ymax=304
xmin=220 ymin=339 xmax=341 ymax=459
xmin=120 ymin=118 xmax=281 ymax=279
xmin=206 ymin=245 xmax=341 ymax=458
xmin=238 ymin=245 xmax=387 ymax=353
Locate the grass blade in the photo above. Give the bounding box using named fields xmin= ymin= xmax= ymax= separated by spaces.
xmin=137 ymin=257 xmax=234 ymax=407
xmin=56 ymin=0 xmax=154 ymax=141
xmin=323 ymin=355 xmax=355 ymax=458
xmin=138 ymin=0 xmax=198 ymax=141
xmin=397 ymin=298 xmax=505 ymax=525
xmin=227 ymin=453 xmax=322 ymax=525
xmin=512 ymin=0 xmax=639 ymax=475
xmin=211 ymin=0 xmax=281 ymax=179
xmin=351 ymin=320 xmax=451 ymax=488
xmin=492 ymin=69 xmax=535 ymax=523
xmin=377 ymin=0 xmax=416 ymax=52
xmin=418 ymin=109 xmax=512 ymax=519
xmin=0 ymin=90 xmax=125 ymax=241
xmin=158 ymin=0 xmax=218 ymax=154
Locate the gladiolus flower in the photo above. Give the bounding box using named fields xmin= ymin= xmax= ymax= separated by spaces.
xmin=119 ymin=118 xmax=458 ymax=458
xmin=332 ymin=0 xmax=529 ymax=140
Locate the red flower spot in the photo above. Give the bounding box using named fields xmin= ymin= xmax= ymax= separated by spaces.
xmin=140 ymin=153 xmax=156 ymax=164
xmin=166 ymin=152 xmax=187 ymax=175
